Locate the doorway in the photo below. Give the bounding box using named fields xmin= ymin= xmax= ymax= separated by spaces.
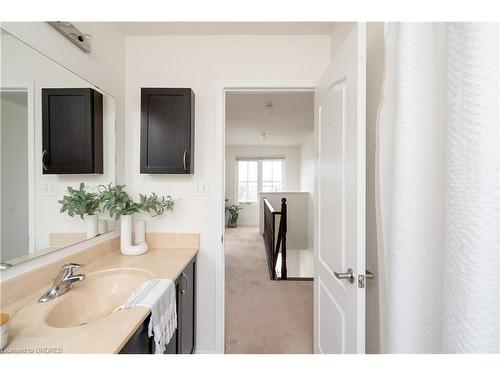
xmin=220 ymin=85 xmax=316 ymax=353
xmin=0 ymin=85 xmax=35 ymax=264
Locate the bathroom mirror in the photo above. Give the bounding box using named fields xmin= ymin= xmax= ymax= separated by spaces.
xmin=0 ymin=28 xmax=116 ymax=267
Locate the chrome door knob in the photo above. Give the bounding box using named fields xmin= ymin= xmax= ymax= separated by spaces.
xmin=334 ymin=268 xmax=354 ymax=284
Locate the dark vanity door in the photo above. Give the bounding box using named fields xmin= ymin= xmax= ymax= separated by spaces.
xmin=42 ymin=88 xmax=103 ymax=174
xmin=177 ymin=258 xmax=196 ymax=354
xmin=140 ymin=88 xmax=195 ymax=174
xmin=119 ymin=257 xmax=196 ymax=355
xmin=118 ymin=314 xmax=153 ymax=354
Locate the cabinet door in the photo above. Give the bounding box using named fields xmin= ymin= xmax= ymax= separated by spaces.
xmin=119 ymin=313 xmax=153 ymax=354
xmin=164 ymin=327 xmax=177 ymax=354
xmin=42 ymin=88 xmax=103 ymax=174
xmin=140 ymin=88 xmax=194 ymax=174
xmin=178 ymin=259 xmax=196 ymax=354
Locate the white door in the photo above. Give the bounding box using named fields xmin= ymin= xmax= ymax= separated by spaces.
xmin=314 ymin=23 xmax=366 ymax=354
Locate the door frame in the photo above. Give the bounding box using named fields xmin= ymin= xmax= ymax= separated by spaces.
xmin=215 ymin=80 xmax=317 ymax=353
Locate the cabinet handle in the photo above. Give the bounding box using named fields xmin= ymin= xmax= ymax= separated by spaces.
xmin=42 ymin=149 xmax=48 ymax=171
xmin=180 ymin=272 xmax=189 ymax=295
xmin=183 ymin=149 xmax=187 ymax=171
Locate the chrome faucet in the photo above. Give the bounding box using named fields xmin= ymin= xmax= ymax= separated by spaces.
xmin=0 ymin=262 xmax=13 ymax=270
xmin=38 ymin=263 xmax=85 ymax=303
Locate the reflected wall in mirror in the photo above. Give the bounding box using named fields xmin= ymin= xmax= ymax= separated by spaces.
xmin=0 ymin=28 xmax=116 ymax=267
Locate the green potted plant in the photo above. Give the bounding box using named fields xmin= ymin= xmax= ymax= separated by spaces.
xmin=139 ymin=192 xmax=175 ymax=216
xmin=225 ymin=199 xmax=244 ymax=228
xmin=98 ymin=183 xmax=140 ymax=220
xmin=58 ymin=182 xmax=100 ymax=239
xmin=99 ymin=184 xmax=175 ymax=255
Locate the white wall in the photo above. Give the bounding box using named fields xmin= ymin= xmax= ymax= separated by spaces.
xmin=225 ymin=144 xmax=301 ymax=226
xmin=125 ymin=34 xmax=331 ymax=353
xmin=299 ymin=134 xmax=315 ymax=251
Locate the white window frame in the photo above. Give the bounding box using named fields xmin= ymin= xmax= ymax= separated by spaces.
xmin=235 ymin=159 xmax=259 ymax=203
xmin=235 ymin=157 xmax=285 ymax=204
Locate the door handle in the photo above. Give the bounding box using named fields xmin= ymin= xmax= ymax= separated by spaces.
xmin=180 ymin=271 xmax=189 ymax=295
xmin=366 ymin=270 xmax=375 ymax=280
xmin=183 ymin=149 xmax=187 ymax=171
xmin=334 ymin=268 xmax=354 ymax=284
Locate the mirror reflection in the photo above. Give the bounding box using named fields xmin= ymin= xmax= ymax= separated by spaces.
xmin=0 ymin=29 xmax=116 ymax=267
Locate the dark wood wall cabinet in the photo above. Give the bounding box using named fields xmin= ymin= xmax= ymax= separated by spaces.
xmin=140 ymin=88 xmax=195 ymax=174
xmin=42 ymin=88 xmax=103 ymax=174
xmin=119 ymin=257 xmax=196 ymax=354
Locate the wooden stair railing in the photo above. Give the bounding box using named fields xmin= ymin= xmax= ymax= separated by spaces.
xmin=262 ymin=197 xmax=287 ymax=280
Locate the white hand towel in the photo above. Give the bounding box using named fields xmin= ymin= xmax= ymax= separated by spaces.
xmin=117 ymin=279 xmax=177 ymax=354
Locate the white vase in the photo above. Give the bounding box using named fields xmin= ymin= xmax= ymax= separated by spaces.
xmin=135 ymin=219 xmax=146 ymax=244
xmin=86 ymin=214 xmax=98 ymax=239
xmin=120 ymin=214 xmax=148 ymax=256
xmin=97 ymin=219 xmax=108 ymax=235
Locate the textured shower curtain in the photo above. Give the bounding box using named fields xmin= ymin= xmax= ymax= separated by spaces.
xmin=377 ymin=23 xmax=499 ymax=353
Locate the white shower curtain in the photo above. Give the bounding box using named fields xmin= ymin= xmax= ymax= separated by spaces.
xmin=377 ymin=23 xmax=499 ymax=353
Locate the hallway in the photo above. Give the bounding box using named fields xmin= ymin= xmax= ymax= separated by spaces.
xmin=224 ymin=226 xmax=313 ymax=353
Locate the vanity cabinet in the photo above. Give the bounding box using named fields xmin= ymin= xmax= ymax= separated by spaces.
xmin=119 ymin=257 xmax=196 ymax=354
xmin=118 ymin=314 xmax=153 ymax=354
xmin=42 ymin=88 xmax=103 ymax=174
xmin=140 ymin=88 xmax=195 ymax=174
xmin=176 ymin=257 xmax=196 ymax=354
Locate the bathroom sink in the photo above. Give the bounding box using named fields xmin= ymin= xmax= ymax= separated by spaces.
xmin=45 ymin=268 xmax=152 ymax=328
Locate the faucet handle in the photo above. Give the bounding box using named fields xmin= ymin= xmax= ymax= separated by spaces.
xmin=61 ymin=263 xmax=84 ymax=272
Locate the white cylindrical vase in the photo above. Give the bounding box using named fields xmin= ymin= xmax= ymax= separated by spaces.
xmin=86 ymin=214 xmax=98 ymax=239
xmin=120 ymin=214 xmax=148 ymax=256
xmin=135 ymin=219 xmax=146 ymax=243
xmin=120 ymin=214 xmax=133 ymax=250
xmin=98 ymin=219 xmax=108 ymax=235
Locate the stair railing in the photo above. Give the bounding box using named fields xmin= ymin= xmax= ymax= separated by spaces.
xmin=262 ymin=197 xmax=287 ymax=280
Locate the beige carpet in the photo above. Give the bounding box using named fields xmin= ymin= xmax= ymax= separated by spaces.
xmin=224 ymin=226 xmax=313 ymax=354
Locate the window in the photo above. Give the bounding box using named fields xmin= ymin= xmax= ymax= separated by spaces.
xmin=237 ymin=160 xmax=258 ymax=202
xmin=236 ymin=158 xmax=284 ymax=202
xmin=262 ymin=160 xmax=283 ymax=192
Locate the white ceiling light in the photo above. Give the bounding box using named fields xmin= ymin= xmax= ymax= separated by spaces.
xmin=264 ymin=102 xmax=273 ymax=117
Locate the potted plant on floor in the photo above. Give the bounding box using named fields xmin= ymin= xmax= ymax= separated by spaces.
xmin=58 ymin=182 xmax=100 ymax=239
xmin=225 ymin=199 xmax=244 ymax=228
xmin=99 ymin=184 xmax=174 ymax=255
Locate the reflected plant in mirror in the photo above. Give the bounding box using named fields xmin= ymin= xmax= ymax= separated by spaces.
xmin=58 ymin=183 xmax=100 ymax=219
xmin=58 ymin=183 xmax=102 ymax=239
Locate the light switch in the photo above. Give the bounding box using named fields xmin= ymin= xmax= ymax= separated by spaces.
xmin=43 ymin=182 xmax=58 ymax=197
xmin=193 ymin=183 xmax=208 ymax=196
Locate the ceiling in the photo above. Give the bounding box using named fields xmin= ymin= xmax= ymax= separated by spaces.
xmin=115 ymin=22 xmax=335 ymax=36
xmin=225 ymin=91 xmax=314 ymax=146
